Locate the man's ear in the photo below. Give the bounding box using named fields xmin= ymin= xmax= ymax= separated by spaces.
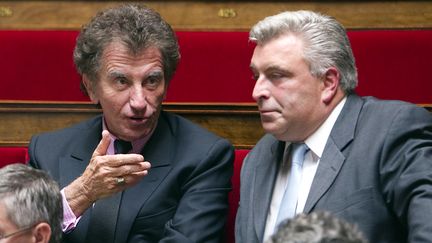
xmin=321 ymin=67 xmax=340 ymax=104
xmin=33 ymin=222 xmax=51 ymax=243
xmin=82 ymin=75 xmax=99 ymax=104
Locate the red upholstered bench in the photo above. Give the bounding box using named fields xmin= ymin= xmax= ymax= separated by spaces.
xmin=349 ymin=30 xmax=432 ymax=104
xmin=0 ymin=146 xmax=248 ymax=243
xmin=0 ymin=29 xmax=431 ymax=242
xmin=226 ymin=149 xmax=249 ymax=243
xmin=1 ymin=30 xmax=431 ymax=103
xmin=0 ymin=147 xmax=28 ymax=168
xmin=0 ymin=31 xmax=255 ymax=103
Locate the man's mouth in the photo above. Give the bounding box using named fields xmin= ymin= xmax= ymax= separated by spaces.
xmin=259 ymin=109 xmax=276 ymax=114
xmin=128 ymin=116 xmax=149 ymax=124
xmin=130 ymin=116 xmax=145 ymax=120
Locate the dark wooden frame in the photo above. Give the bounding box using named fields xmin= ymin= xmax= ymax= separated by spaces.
xmin=0 ymin=101 xmax=263 ymax=149
xmin=0 ymin=1 xmax=431 ymax=30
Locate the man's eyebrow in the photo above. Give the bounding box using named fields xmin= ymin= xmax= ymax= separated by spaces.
xmin=265 ymin=65 xmax=285 ymax=72
xmin=107 ymin=71 xmax=127 ymax=79
xmin=147 ymin=70 xmax=164 ymax=78
xmin=249 ymin=64 xmax=285 ymax=73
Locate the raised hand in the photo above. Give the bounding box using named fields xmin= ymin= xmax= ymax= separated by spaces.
xmin=64 ymin=130 xmax=151 ymax=217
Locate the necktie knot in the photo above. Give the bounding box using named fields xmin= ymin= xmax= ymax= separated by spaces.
xmin=291 ymin=143 xmax=308 ymax=167
xmin=114 ymin=139 xmax=132 ymax=154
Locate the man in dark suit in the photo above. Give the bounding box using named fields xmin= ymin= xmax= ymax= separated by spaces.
xmin=28 ymin=4 xmax=234 ymax=243
xmin=235 ymin=10 xmax=432 ymax=243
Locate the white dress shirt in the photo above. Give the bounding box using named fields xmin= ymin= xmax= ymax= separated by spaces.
xmin=263 ymin=97 xmax=347 ymax=241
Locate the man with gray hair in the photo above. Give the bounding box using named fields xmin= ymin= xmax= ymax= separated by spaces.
xmin=0 ymin=163 xmax=62 ymax=243
xmin=236 ymin=10 xmax=432 ymax=242
xmin=268 ymin=211 xmax=367 ymax=243
xmin=29 ymin=3 xmax=233 ymax=243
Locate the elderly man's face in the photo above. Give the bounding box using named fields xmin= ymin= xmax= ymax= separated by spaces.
xmin=0 ymin=202 xmax=33 ymax=243
xmin=85 ymin=42 xmax=167 ymax=141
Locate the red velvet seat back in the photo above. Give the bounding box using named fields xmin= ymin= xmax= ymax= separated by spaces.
xmin=226 ymin=149 xmax=249 ymax=243
xmin=0 ymin=147 xmax=28 ymax=168
xmin=349 ymin=30 xmax=432 ymax=103
xmin=0 ymin=31 xmax=255 ymax=102
xmin=0 ymin=31 xmax=86 ymax=101
xmin=1 ymin=30 xmax=431 ymax=103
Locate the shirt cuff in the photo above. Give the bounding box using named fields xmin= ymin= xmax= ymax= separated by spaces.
xmin=61 ymin=188 xmax=82 ymax=233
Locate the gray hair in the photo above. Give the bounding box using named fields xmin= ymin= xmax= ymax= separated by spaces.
xmin=0 ymin=164 xmax=62 ymax=243
xmin=74 ymin=4 xmax=180 ymax=96
xmin=250 ymin=10 xmax=357 ymax=93
xmin=269 ymin=211 xmax=367 ymax=243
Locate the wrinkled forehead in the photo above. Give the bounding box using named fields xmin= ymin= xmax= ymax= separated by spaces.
xmin=102 ymin=41 xmax=162 ymax=59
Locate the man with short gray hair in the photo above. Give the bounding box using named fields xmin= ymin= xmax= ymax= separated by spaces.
xmin=268 ymin=211 xmax=367 ymax=243
xmin=236 ymin=10 xmax=432 ymax=243
xmin=0 ymin=163 xmax=62 ymax=243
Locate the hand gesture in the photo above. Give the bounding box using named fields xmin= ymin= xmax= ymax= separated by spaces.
xmin=64 ymin=130 xmax=151 ymax=216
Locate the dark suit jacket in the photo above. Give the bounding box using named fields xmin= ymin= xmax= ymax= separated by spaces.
xmin=29 ymin=111 xmax=234 ymax=243
xmin=235 ymin=94 xmax=432 ymax=243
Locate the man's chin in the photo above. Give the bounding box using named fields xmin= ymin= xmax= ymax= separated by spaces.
xmin=261 ymin=124 xmax=286 ymax=139
xmin=262 ymin=125 xmax=277 ymax=135
xmin=116 ymin=127 xmax=153 ymax=141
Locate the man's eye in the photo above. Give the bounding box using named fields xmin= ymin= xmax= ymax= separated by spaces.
xmin=144 ymin=76 xmax=162 ymax=88
xmin=268 ymin=73 xmax=284 ymax=80
xmin=116 ymin=78 xmax=127 ymax=85
xmin=148 ymin=77 xmax=159 ymax=85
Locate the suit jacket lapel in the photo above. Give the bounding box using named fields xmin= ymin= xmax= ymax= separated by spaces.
xmin=304 ymin=94 xmax=364 ymax=212
xmin=62 ymin=113 xmax=175 ymax=243
xmin=59 ymin=117 xmax=103 ymax=242
xmin=303 ymin=138 xmax=344 ymax=213
xmin=115 ymin=112 xmax=174 ymax=243
xmin=253 ymin=139 xmax=284 ymax=242
xmin=59 ymin=116 xmax=102 ymax=187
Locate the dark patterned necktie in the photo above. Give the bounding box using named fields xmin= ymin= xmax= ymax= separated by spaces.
xmin=114 ymin=139 xmax=132 ymax=154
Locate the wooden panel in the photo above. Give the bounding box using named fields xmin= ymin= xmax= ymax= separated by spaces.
xmin=0 ymin=101 xmax=264 ymax=149
xmin=0 ymin=1 xmax=431 ymax=30
xmin=0 ymin=101 xmax=431 ymax=149
xmin=0 ymin=101 xmax=100 ymax=146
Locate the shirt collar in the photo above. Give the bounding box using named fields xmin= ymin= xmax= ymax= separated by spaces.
xmin=304 ymin=97 xmax=347 ymax=159
xmin=102 ymin=117 xmax=153 ymax=154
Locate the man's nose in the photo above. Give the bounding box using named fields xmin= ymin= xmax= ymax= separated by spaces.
xmin=129 ymin=86 xmax=147 ymax=110
xmin=252 ymin=77 xmax=270 ymax=101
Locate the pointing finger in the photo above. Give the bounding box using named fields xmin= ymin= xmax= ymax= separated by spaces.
xmin=92 ymin=130 xmax=111 ymax=158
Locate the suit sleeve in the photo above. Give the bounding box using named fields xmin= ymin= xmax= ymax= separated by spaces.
xmin=380 ymin=105 xmax=432 ymax=242
xmin=234 ymin=152 xmax=250 ymax=243
xmin=27 ymin=134 xmax=62 ymax=181
xmin=28 ymin=135 xmax=38 ymax=167
xmin=160 ymin=138 xmax=234 ymax=243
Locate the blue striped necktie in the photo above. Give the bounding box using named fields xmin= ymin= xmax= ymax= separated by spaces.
xmin=274 ymin=143 xmax=308 ymax=230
